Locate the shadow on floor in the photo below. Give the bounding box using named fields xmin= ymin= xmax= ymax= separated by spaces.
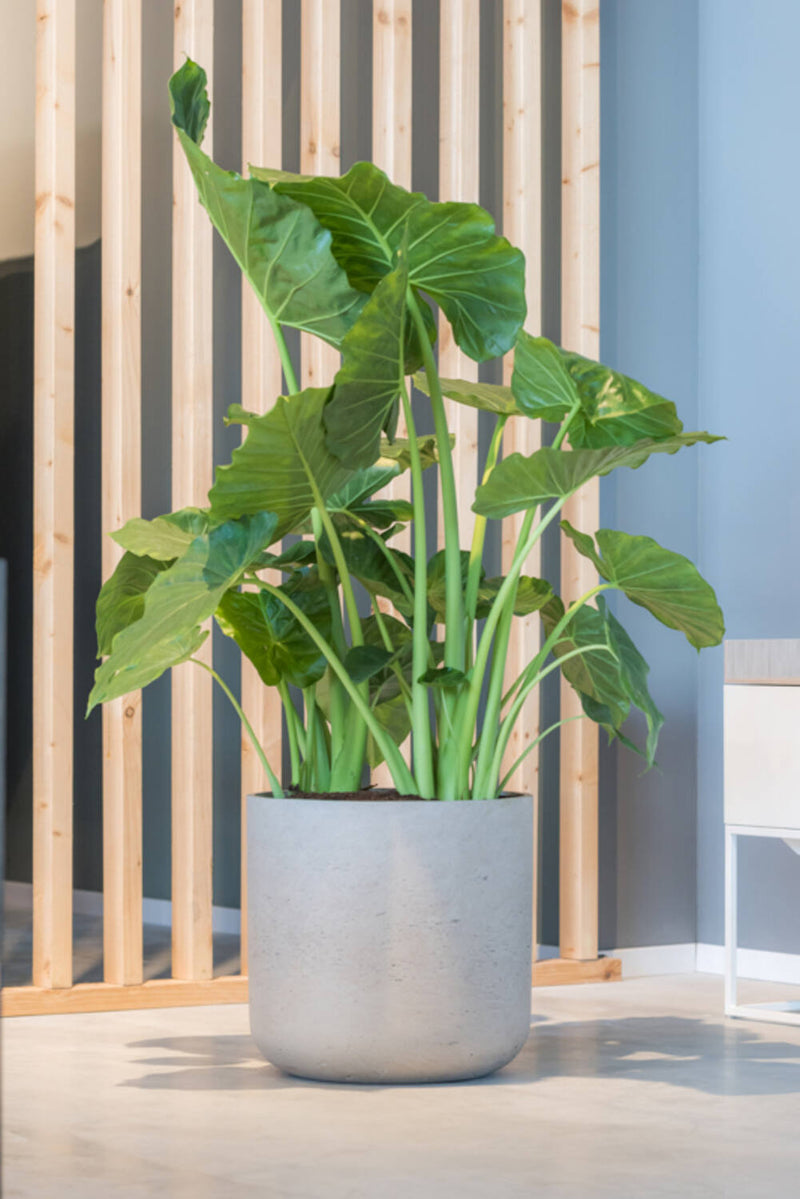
xmin=123 ymin=1015 xmax=800 ymax=1097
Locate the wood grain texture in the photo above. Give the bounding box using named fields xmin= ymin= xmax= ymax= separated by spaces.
xmin=1 ymin=976 xmax=249 ymax=1018
xmin=559 ymin=0 xmax=600 ymax=962
xmin=724 ymin=639 xmax=800 ymax=686
xmin=501 ymin=0 xmax=542 ymax=873
xmin=101 ymin=0 xmax=144 ymax=988
xmin=300 ymin=0 xmax=341 ymax=390
xmin=240 ymin=0 xmax=284 ymax=970
xmin=32 ymin=0 xmax=76 ymax=991
xmin=171 ymin=0 xmax=215 ymax=981
xmin=438 ymin=0 xmax=480 ymax=549
xmin=370 ymin=0 xmax=413 ymax=787
xmin=532 ymin=956 xmax=621 ymax=988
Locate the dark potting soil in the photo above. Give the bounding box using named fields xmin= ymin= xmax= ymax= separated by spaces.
xmin=286 ymin=787 xmax=434 ymax=802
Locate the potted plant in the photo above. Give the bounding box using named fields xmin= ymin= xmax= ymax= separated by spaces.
xmin=88 ymin=60 xmax=724 ymax=1084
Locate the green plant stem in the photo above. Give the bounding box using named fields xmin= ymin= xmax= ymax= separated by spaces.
xmin=464 ymin=414 xmax=507 ymax=637
xmin=267 ymin=315 xmax=299 ymax=396
xmin=497 ymin=715 xmax=585 ymax=795
xmin=407 ymin=289 xmax=464 ymax=671
xmin=552 ymin=396 xmax=582 ymax=450
xmin=279 ymin=680 xmax=303 ymax=784
xmin=191 ymin=658 xmax=283 ymax=796
xmin=487 ymin=640 xmax=612 ymax=795
xmin=255 ymin=578 xmax=418 ymax=793
xmin=399 ymin=382 xmax=435 ymax=798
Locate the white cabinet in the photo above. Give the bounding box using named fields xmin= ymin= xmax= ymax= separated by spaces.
xmin=724 ymin=639 xmax=800 ymax=1025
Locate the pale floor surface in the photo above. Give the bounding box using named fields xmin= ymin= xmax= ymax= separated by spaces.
xmin=4 ymin=973 xmax=800 ymax=1199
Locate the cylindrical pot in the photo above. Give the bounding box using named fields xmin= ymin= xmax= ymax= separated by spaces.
xmin=246 ymin=793 xmax=533 ymax=1084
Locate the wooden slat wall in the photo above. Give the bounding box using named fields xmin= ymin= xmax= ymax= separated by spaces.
xmin=101 ymin=0 xmax=143 ymax=987
xmin=501 ymin=0 xmax=542 ymax=946
xmin=559 ymin=0 xmax=601 ymax=962
xmin=32 ymin=0 xmax=76 ymax=992
xmin=171 ymin=0 xmax=215 ymax=981
xmin=438 ymin=0 xmax=480 ymax=548
xmin=240 ymin=0 xmax=284 ymax=970
xmin=300 ymin=0 xmax=341 ymax=390
xmin=14 ymin=2 xmax=612 ymax=1017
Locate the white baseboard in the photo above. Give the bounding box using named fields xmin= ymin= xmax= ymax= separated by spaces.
xmin=4 ymin=880 xmax=242 ymax=936
xmin=608 ymin=943 xmax=698 ymax=978
xmin=697 ymin=942 xmax=800 ymax=987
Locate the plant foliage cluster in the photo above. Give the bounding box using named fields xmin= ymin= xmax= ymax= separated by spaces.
xmin=88 ymin=61 xmax=725 ymax=800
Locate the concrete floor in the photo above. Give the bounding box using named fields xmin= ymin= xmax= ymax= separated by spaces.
xmin=4 ymin=973 xmax=800 ymax=1198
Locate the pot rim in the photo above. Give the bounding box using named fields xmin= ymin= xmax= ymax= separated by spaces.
xmin=247 ymin=791 xmax=531 ymax=805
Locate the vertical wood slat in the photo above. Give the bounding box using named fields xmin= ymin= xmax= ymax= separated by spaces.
xmin=32 ymin=0 xmax=76 ymax=992
xmin=559 ymin=0 xmax=600 ymax=962
xmin=101 ymin=0 xmax=144 ymax=987
xmin=370 ymin=0 xmax=413 ymax=788
xmin=501 ymin=0 xmax=542 ymax=950
xmin=438 ymin=0 xmax=480 ymax=548
xmin=172 ymin=0 xmax=215 ymax=981
xmin=240 ymin=0 xmax=284 ymax=971
xmin=300 ymin=0 xmax=341 ymax=390
xmin=372 ymin=0 xmax=412 ymax=558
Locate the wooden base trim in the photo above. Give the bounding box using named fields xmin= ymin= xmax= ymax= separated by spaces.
xmin=532 ymin=956 xmax=621 ymax=987
xmin=1 ymin=974 xmax=249 ymax=1017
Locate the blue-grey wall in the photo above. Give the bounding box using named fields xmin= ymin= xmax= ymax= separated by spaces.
xmin=696 ymin=0 xmax=800 ymax=951
xmin=599 ymin=0 xmax=701 ymax=949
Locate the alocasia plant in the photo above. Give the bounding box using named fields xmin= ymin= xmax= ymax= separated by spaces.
xmin=87 ymin=59 xmax=725 ymax=800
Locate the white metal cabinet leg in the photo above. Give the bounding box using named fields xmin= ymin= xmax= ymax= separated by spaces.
xmin=724 ymin=827 xmax=737 ymax=1013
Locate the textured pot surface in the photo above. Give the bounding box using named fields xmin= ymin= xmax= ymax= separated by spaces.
xmin=247 ymin=794 xmax=533 ymax=1084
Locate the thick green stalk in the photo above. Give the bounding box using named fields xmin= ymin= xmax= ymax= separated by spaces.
xmin=279 ymin=680 xmax=303 ymax=784
xmin=399 ymin=383 xmax=435 ymax=797
xmin=256 ymin=578 xmax=418 ymax=793
xmin=267 ymin=315 xmax=299 ymax=396
xmin=464 ymin=415 xmax=507 ymax=634
xmin=497 ymin=715 xmax=585 ymax=795
xmin=191 ymin=658 xmax=283 ymax=796
xmin=407 ymin=290 xmax=464 ymax=671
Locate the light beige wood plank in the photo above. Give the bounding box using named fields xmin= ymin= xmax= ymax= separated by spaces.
xmin=724 ymin=639 xmax=800 ymax=686
xmin=300 ymin=0 xmax=341 ymax=390
xmin=1 ymin=975 xmax=249 ymax=1018
xmin=372 ymin=0 xmax=412 ymax=558
xmin=240 ymin=0 xmax=284 ymax=970
xmin=172 ymin=0 xmax=215 ymax=981
xmin=32 ymin=0 xmax=76 ymax=992
xmin=101 ymin=0 xmax=143 ymax=987
xmin=370 ymin=0 xmax=413 ymax=787
xmin=559 ymin=0 xmax=600 ymax=962
xmin=438 ymin=0 xmax=480 ymax=549
xmin=501 ymin=0 xmax=542 ymax=953
xmin=532 ymin=955 xmax=620 ymax=988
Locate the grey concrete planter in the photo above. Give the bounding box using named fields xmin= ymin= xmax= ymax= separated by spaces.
xmin=246 ymin=793 xmax=533 ymax=1084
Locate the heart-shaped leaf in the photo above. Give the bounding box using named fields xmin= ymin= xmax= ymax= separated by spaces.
xmin=88 ymin=512 xmax=278 ymax=711
xmin=95 ymin=552 xmax=169 ymax=657
xmin=344 ymin=645 xmax=395 ymax=684
xmin=170 ymin=60 xmax=365 ymax=353
xmin=560 ymin=522 xmax=725 ymax=650
xmin=209 ymin=390 xmax=354 ymax=532
xmin=414 ymin=372 xmax=521 ymax=417
xmin=110 ymin=507 xmax=208 ymax=561
xmin=473 ymin=432 xmax=722 ymax=520
xmin=252 ymin=160 xmax=526 ymax=361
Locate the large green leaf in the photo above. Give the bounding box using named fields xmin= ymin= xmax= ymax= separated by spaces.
xmin=170 ymin=60 xmax=365 ymax=352
xmin=95 ymin=552 xmax=169 ymax=657
xmin=325 ymin=263 xmax=408 ymax=468
xmin=208 ymin=390 xmax=354 ymax=531
xmin=252 ymin=160 xmax=526 ymax=361
xmin=414 ymin=372 xmax=521 ymax=417
xmin=475 ymin=575 xmax=553 ymax=619
xmin=88 ymin=513 xmax=278 ymax=711
xmin=602 ymin=603 xmax=664 ymax=765
xmin=511 ymin=332 xmax=577 ymax=421
xmin=110 ymin=507 xmax=208 ymax=561
xmin=473 ymin=432 xmax=722 ymax=520
xmin=324 ymin=530 xmax=416 ymax=619
xmin=324 ymin=466 xmax=413 ymax=531
xmin=560 ymin=523 xmax=725 ymax=650
xmin=218 ymin=581 xmax=330 ymax=691
xmin=562 ymin=350 xmax=683 ymax=447
xmin=89 ymin=627 xmax=210 ymax=711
